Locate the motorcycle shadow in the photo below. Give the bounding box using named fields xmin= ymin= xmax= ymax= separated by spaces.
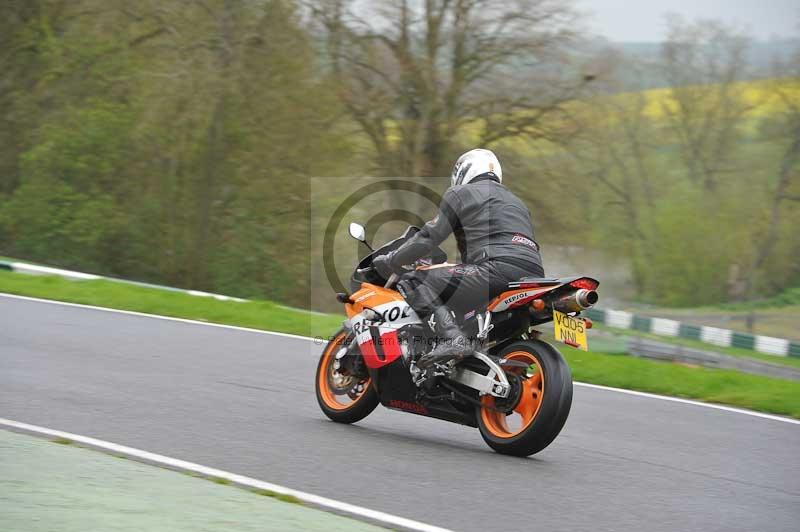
xmin=310 ymin=417 xmax=548 ymax=463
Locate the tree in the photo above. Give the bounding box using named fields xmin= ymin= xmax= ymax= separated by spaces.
xmin=0 ymin=0 xmax=355 ymax=306
xmin=311 ymin=0 xmax=590 ymax=178
xmin=742 ymin=48 xmax=800 ymax=302
xmin=660 ymin=16 xmax=754 ymax=191
xmin=558 ymin=17 xmax=794 ymax=305
xmin=562 ymin=70 xmax=665 ymax=296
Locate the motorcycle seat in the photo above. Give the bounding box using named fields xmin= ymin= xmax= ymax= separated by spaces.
xmin=507 ymin=276 xmax=579 ymax=289
xmin=467 ymin=278 xmax=570 ymax=317
xmin=461 ymin=276 xmax=588 ymax=320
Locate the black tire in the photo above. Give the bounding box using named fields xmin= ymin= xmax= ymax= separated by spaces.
xmin=315 ymin=329 xmax=379 ymax=424
xmin=477 ymin=339 xmax=573 ymax=457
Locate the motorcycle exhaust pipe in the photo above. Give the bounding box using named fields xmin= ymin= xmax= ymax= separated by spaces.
xmin=552 ymin=289 xmax=599 ymax=313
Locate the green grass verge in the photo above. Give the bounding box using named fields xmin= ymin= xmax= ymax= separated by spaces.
xmin=683 ymin=287 xmax=800 ymax=310
xmin=594 ymin=323 xmax=800 ymax=370
xmin=2 ymin=271 xmax=798 ymax=419
xmin=252 ymin=489 xmax=302 ymax=504
xmin=561 ymin=346 xmax=799 ymax=418
xmin=0 ymin=271 xmax=342 ymax=338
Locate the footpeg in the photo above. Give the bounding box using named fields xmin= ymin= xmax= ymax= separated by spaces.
xmin=410 ymin=359 xmax=456 ymax=389
xmin=476 ymin=311 xmax=494 ymax=340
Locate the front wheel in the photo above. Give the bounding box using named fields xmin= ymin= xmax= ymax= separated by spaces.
xmin=477 ymin=340 xmax=573 ymax=457
xmin=316 ymin=329 xmax=379 ymax=424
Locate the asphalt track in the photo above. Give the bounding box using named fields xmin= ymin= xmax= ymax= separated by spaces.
xmin=2 ymin=294 xmax=798 ymax=532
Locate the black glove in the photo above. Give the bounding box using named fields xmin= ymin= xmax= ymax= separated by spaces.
xmin=372 ymin=252 xmax=398 ymax=278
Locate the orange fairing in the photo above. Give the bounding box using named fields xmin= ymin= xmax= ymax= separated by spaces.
xmin=345 ymin=283 xmax=404 ymax=318
xmin=487 ymin=287 xmax=557 ymax=312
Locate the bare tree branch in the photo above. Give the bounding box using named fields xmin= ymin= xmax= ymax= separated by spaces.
xmin=310 ymin=0 xmax=587 ymax=176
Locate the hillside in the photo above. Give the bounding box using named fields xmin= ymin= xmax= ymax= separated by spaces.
xmin=607 ymin=39 xmax=800 ymax=91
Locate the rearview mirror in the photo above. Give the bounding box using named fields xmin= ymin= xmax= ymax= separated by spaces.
xmin=348 ymin=222 xmax=366 ymax=242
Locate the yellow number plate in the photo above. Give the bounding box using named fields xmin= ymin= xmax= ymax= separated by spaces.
xmin=553 ymin=310 xmax=588 ymax=351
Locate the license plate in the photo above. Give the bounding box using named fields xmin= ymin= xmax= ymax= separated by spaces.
xmin=553 ymin=310 xmax=588 ymax=351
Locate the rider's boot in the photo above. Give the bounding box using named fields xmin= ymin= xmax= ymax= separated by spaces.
xmin=417 ymin=306 xmax=471 ymax=369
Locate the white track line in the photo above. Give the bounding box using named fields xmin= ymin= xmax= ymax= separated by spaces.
xmin=573 ymin=382 xmax=800 ymax=425
xmin=0 ymin=292 xmax=314 ymax=342
xmin=0 ymin=418 xmax=452 ymax=532
xmin=2 ymin=292 xmax=798 ymax=427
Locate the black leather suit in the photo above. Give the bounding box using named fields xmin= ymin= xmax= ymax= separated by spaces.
xmin=387 ymin=175 xmax=545 ymax=321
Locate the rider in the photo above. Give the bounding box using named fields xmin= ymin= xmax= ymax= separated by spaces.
xmin=372 ymin=148 xmax=545 ymax=369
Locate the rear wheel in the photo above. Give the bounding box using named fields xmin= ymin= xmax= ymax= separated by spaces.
xmin=477 ymin=340 xmax=572 ymax=457
xmin=315 ymin=329 xmax=379 ymax=424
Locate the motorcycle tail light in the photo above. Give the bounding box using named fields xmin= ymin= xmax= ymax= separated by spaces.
xmin=570 ymin=278 xmax=598 ymax=291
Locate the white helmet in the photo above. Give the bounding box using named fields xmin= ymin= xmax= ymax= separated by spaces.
xmin=450 ymin=148 xmax=502 ymax=186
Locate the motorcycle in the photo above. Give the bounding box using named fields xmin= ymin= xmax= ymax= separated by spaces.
xmin=315 ymin=222 xmax=599 ymax=456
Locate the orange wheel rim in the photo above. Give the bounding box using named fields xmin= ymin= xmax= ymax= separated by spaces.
xmin=480 ymin=351 xmax=544 ymax=438
xmin=318 ymin=333 xmax=372 ymax=411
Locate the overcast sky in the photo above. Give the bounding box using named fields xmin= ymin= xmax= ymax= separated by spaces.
xmin=574 ymin=0 xmax=799 ymax=41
